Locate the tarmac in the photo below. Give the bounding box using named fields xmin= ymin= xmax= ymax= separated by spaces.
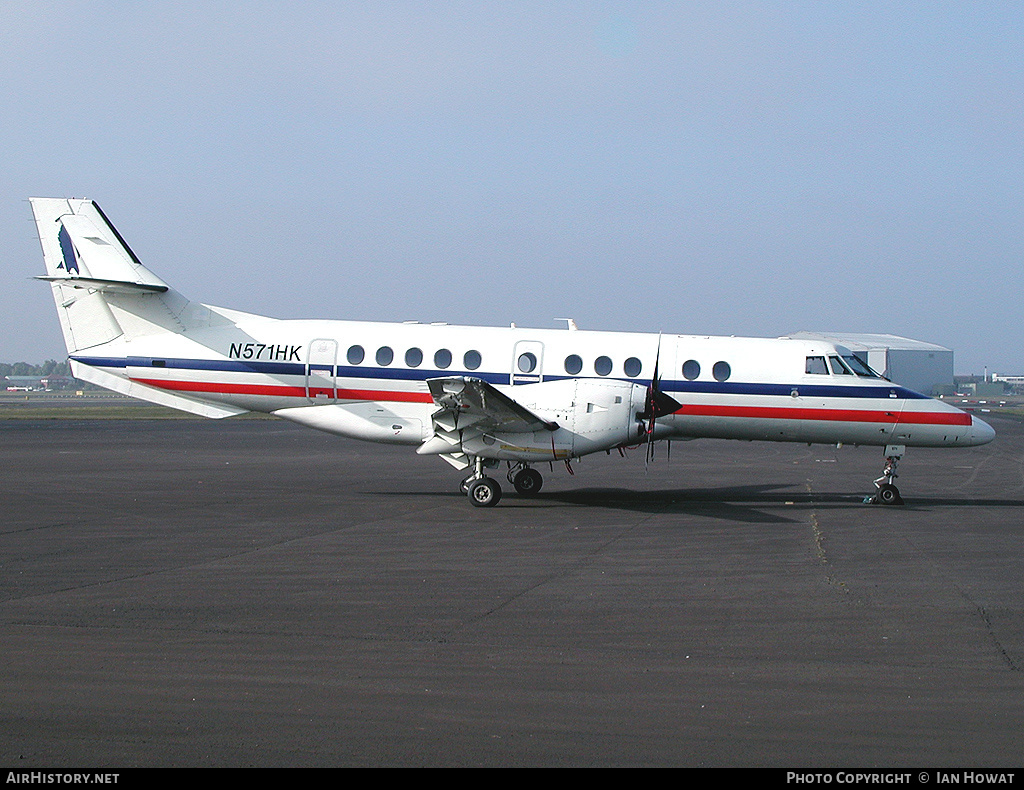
xmin=1 ymin=414 xmax=1022 ymax=767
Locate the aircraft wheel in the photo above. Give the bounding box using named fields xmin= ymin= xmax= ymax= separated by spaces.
xmin=459 ymin=475 xmax=474 ymax=494
xmin=467 ymin=477 xmax=502 ymax=507
xmin=877 ymin=483 xmax=903 ymax=506
xmin=512 ymin=467 xmax=543 ymax=496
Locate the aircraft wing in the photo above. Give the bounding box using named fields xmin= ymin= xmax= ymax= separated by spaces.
xmin=426 ymin=377 xmax=558 ymax=434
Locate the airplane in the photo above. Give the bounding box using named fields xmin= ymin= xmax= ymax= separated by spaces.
xmin=28 ymin=197 xmax=995 ymax=507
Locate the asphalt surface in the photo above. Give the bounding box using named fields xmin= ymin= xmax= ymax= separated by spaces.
xmin=1 ymin=415 xmax=1022 ymax=767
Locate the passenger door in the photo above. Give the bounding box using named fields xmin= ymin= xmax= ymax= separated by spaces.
xmin=511 ymin=340 xmax=544 ymax=385
xmin=306 ymin=338 xmax=337 ymax=403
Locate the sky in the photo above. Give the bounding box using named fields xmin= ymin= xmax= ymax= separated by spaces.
xmin=2 ymin=2 xmax=1021 ymax=374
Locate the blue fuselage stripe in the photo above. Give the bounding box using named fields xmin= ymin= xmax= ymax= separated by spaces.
xmin=70 ymin=354 xmax=928 ymax=401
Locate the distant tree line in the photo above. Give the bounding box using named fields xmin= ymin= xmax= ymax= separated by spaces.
xmin=0 ymin=359 xmax=99 ymax=390
xmin=1 ymin=359 xmax=72 ymax=378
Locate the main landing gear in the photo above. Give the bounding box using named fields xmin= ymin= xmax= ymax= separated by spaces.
xmin=460 ymin=457 xmax=502 ymax=508
xmin=460 ymin=460 xmax=544 ymax=507
xmin=866 ymin=445 xmax=905 ymax=506
xmin=465 ymin=475 xmax=502 ymax=507
xmin=507 ymin=462 xmax=543 ymax=496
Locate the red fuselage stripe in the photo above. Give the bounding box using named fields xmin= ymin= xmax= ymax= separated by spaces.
xmin=133 ymin=376 xmax=973 ymax=425
xmin=131 ymin=378 xmax=435 ymax=403
xmin=673 ymin=404 xmax=972 ymax=426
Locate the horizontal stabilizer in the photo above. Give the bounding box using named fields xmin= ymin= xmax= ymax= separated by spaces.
xmin=35 ymin=275 xmax=168 ymax=293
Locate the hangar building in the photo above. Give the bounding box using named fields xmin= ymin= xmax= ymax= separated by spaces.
xmin=789 ymin=332 xmax=954 ymax=396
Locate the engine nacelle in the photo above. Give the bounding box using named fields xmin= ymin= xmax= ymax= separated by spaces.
xmin=460 ymin=377 xmax=649 ymax=461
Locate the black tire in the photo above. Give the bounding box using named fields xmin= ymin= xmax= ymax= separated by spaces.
xmin=512 ymin=467 xmax=543 ymax=496
xmin=467 ymin=477 xmax=502 ymax=507
xmin=878 ymin=484 xmax=903 ymax=505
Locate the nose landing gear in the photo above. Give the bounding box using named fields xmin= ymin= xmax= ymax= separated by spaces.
xmin=866 ymin=445 xmax=905 ymax=506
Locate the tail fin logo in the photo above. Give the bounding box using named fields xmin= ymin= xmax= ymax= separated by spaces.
xmin=57 ymin=225 xmax=80 ymax=274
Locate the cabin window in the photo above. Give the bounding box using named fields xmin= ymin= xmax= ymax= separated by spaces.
xmin=713 ymin=361 xmax=731 ymax=382
xmin=805 ymin=356 xmax=828 ymax=375
xmin=829 ymin=356 xmax=852 ymax=375
xmin=464 ymin=350 xmax=482 ymax=370
xmin=405 ymin=347 xmax=423 ymax=367
xmin=595 ymin=356 xmax=613 ymax=376
xmin=376 ymin=346 xmax=394 ymax=366
xmin=624 ymin=357 xmax=642 ymax=378
xmin=518 ymin=352 xmax=537 ymax=373
xmin=434 ymin=348 xmax=452 ymax=369
xmin=564 ymin=354 xmax=583 ymax=375
xmin=682 ymin=359 xmax=700 ymax=380
xmin=347 ymin=345 xmax=365 ymax=365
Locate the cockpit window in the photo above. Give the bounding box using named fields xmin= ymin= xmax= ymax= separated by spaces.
xmin=829 ymin=355 xmax=853 ymax=375
xmin=842 ymin=355 xmax=880 ymax=378
xmin=805 ymin=356 xmax=828 ymax=375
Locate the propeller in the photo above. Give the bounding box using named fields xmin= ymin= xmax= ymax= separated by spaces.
xmin=641 ymin=334 xmax=681 ymax=467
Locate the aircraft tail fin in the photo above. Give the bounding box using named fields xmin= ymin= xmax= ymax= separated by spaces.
xmin=29 ymin=197 xmax=248 ymax=418
xmin=31 ymin=198 xmax=169 ymax=294
xmin=29 ymin=197 xmax=207 ymax=353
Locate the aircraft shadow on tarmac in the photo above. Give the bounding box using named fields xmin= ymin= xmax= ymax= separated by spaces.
xmin=380 ymin=484 xmax=1024 ymax=524
xmin=542 ymin=486 xmax=1024 ymax=521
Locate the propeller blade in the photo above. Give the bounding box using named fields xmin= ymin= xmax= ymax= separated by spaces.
xmin=645 ymin=334 xmax=662 ymax=466
xmin=642 ymin=333 xmax=682 ymax=467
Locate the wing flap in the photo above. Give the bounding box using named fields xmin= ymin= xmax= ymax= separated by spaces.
xmin=425 ymin=377 xmax=558 ymax=435
xmin=419 ymin=376 xmax=557 ymax=459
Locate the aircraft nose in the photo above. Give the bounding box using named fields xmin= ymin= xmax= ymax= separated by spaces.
xmin=970 ymin=414 xmax=996 ymax=446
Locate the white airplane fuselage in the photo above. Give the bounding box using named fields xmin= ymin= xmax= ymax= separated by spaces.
xmin=67 ymin=312 xmax=992 ymax=454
